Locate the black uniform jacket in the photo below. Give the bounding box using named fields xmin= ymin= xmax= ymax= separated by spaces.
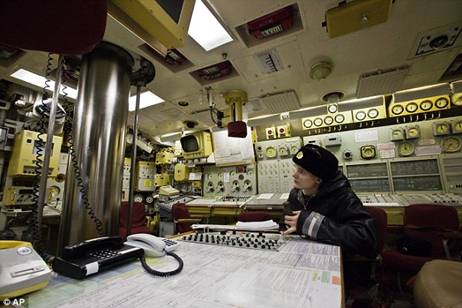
xmin=288 ymin=171 xmax=378 ymax=258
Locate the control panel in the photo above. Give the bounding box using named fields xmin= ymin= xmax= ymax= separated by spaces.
xmin=203 ymin=163 xmax=256 ymax=198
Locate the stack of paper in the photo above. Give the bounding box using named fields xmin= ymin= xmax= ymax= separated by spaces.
xmin=235 ymin=220 xmax=279 ymax=231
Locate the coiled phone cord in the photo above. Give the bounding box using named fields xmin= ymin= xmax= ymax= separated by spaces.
xmin=139 ymin=252 xmax=184 ymax=277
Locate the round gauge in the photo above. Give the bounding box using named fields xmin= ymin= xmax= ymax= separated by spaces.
xmin=278 ymin=145 xmax=289 ymax=156
xmin=134 ymin=194 xmax=144 ymax=203
xmin=265 ymin=146 xmax=277 ymax=158
xmin=328 ymin=104 xmax=338 ymax=113
xmin=435 ymin=97 xmax=449 ymax=109
xmin=324 ymin=116 xmax=334 ymax=125
xmin=442 ymin=136 xmax=462 ymax=153
xmin=303 ymin=119 xmax=313 ymax=129
xmin=405 ymin=102 xmax=418 ymax=113
xmin=355 ymin=111 xmax=366 ymax=121
xmin=335 ymin=114 xmax=345 ymax=123
xmin=391 ymin=129 xmax=404 ymax=140
xmin=290 ymin=145 xmax=299 ymax=155
xmin=453 ymin=121 xmax=462 ymax=134
xmin=367 ymin=108 xmax=379 ymax=119
xmin=435 ymin=123 xmax=450 ymax=135
xmin=391 ymin=104 xmax=404 ymax=115
xmin=398 ymin=141 xmax=415 ymax=157
xmin=360 ymin=145 xmax=376 ymax=160
xmin=313 ymin=117 xmax=323 ymax=127
xmin=420 ymin=100 xmax=433 ymax=111
xmin=406 ymin=126 xmax=420 ymax=139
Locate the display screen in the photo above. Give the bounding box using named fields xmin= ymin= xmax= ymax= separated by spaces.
xmin=180 ymin=135 xmax=199 ymax=152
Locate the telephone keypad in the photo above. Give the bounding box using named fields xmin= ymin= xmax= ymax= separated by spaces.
xmin=89 ymin=249 xmax=120 ymax=260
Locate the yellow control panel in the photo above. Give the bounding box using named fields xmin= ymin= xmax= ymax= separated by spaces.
xmin=388 ymin=95 xmax=451 ymax=117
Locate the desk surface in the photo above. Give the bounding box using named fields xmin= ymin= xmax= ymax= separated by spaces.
xmin=27 ymin=236 xmax=343 ymax=308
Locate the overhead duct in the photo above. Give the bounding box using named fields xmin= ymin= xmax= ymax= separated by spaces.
xmin=59 ymin=42 xmax=134 ymax=248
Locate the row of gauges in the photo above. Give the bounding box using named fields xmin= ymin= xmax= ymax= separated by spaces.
xmin=256 ymin=144 xmax=299 ymax=159
xmin=388 ymin=95 xmax=451 ymax=117
xmin=302 ymin=111 xmax=353 ymax=129
xmin=391 ymin=126 xmax=421 ymax=141
xmin=395 ymin=136 xmax=462 ymax=156
xmin=432 ymin=120 xmax=462 ymax=136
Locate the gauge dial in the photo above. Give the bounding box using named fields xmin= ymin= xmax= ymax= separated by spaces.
xmin=278 ymin=145 xmax=289 ymax=156
xmin=420 ymin=100 xmax=433 ymax=111
xmin=442 ymin=136 xmax=462 ymax=153
xmin=355 ymin=111 xmax=366 ymax=121
xmin=265 ymin=146 xmax=277 ymax=158
xmin=391 ymin=128 xmax=404 ymax=141
xmin=406 ymin=126 xmax=420 ymax=139
xmin=303 ymin=119 xmax=313 ymax=129
xmin=328 ymin=104 xmax=338 ymax=113
xmin=405 ymin=102 xmax=418 ymax=113
xmin=324 ymin=116 xmax=334 ymax=125
xmin=290 ymin=145 xmax=299 ymax=155
xmin=453 ymin=121 xmax=462 ymax=134
xmin=435 ymin=97 xmax=449 ymax=109
xmin=360 ymin=145 xmax=376 ymax=160
xmin=434 ymin=123 xmax=450 ymax=135
xmin=391 ymin=104 xmax=404 ymax=115
xmin=313 ymin=118 xmax=323 ymax=127
xmin=335 ymin=114 xmax=345 ymax=123
xmin=367 ymin=108 xmax=379 ymax=119
xmin=398 ymin=141 xmax=415 ymax=157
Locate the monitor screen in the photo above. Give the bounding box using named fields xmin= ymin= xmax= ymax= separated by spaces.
xmin=180 ymin=135 xmax=199 ymax=152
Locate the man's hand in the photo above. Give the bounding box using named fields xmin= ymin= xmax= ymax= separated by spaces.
xmin=282 ymin=210 xmax=301 ymax=235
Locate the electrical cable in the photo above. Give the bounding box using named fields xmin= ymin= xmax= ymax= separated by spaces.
xmin=61 ymin=59 xmax=105 ymax=237
xmin=139 ymin=251 xmax=184 ymax=277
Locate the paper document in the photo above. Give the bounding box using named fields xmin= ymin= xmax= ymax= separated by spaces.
xmin=257 ymin=193 xmax=274 ymax=200
xmin=280 ymin=193 xmax=289 ymax=200
xmin=235 ymin=220 xmax=279 ymax=231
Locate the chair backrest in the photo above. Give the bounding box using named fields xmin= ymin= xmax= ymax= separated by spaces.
xmin=404 ymin=204 xmax=459 ymax=230
xmin=119 ymin=202 xmax=146 ymax=228
xmin=237 ymin=211 xmax=272 ymax=222
xmin=404 ymin=204 xmax=459 ymax=257
xmin=366 ymin=207 xmax=387 ymax=253
xmin=172 ymin=203 xmax=193 ymax=233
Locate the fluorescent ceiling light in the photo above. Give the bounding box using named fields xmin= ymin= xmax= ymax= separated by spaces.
xmin=10 ymin=68 xmax=78 ymax=99
xmin=188 ymin=0 xmax=233 ymax=51
xmin=129 ymin=91 xmax=164 ymax=111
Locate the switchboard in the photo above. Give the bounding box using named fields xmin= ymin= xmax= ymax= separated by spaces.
xmin=203 ymin=163 xmax=256 ymax=198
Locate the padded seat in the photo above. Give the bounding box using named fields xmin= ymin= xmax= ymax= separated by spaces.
xmin=414 ymin=260 xmax=462 ymax=308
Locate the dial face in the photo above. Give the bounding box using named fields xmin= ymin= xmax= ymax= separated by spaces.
xmin=391 ymin=104 xmax=404 ymax=115
xmin=303 ymin=119 xmax=313 ymax=129
xmin=328 ymin=104 xmax=338 ymax=113
xmin=278 ymin=145 xmax=289 ymax=156
xmin=290 ymin=145 xmax=299 ymax=155
xmin=313 ymin=118 xmax=323 ymax=127
xmin=405 ymin=102 xmax=418 ymax=113
xmin=367 ymin=108 xmax=379 ymax=119
xmin=265 ymin=146 xmax=277 ymax=158
xmin=360 ymin=145 xmax=376 ymax=159
xmin=392 ymin=129 xmax=404 ymax=140
xmin=355 ymin=111 xmax=366 ymax=121
xmin=435 ymin=97 xmax=449 ymax=109
xmin=435 ymin=123 xmax=450 ymax=135
xmin=324 ymin=116 xmax=334 ymax=125
xmin=420 ymin=100 xmax=433 ymax=111
xmin=453 ymin=121 xmax=462 ymax=133
xmin=398 ymin=141 xmax=415 ymax=156
xmin=442 ymin=136 xmax=462 ymax=153
xmin=335 ymin=114 xmax=345 ymax=123
xmin=407 ymin=127 xmax=419 ymax=138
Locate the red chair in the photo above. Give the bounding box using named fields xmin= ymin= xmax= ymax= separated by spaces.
xmin=237 ymin=211 xmax=272 ymax=222
xmin=171 ymin=203 xmax=201 ymax=234
xmin=382 ymin=204 xmax=460 ymax=290
xmin=119 ymin=202 xmax=150 ymax=238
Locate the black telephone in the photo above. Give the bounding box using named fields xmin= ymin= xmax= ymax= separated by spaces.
xmin=52 ymin=236 xmax=143 ymax=279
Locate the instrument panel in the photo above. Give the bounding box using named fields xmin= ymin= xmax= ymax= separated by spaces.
xmin=388 ymin=95 xmax=451 ymax=117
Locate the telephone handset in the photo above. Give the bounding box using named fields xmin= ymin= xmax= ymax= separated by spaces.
xmin=125 ymin=234 xmax=183 ymax=277
xmin=52 ymin=236 xmax=144 ymax=279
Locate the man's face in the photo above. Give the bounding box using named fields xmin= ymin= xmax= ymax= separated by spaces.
xmin=292 ymin=164 xmax=321 ymax=191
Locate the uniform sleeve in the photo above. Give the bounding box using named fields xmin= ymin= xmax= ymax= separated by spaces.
xmin=297 ymin=192 xmax=378 ymax=258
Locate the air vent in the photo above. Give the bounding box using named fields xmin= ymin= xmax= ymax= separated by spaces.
xmin=356 ymin=65 xmax=409 ymax=98
xmin=254 ymin=49 xmax=284 ymax=74
xmin=259 ymin=90 xmax=300 ymax=113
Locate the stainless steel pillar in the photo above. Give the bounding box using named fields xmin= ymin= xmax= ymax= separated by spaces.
xmin=59 ymin=42 xmax=134 ymax=249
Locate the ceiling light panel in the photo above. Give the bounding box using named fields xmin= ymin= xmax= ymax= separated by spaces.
xmin=188 ymin=0 xmax=233 ymax=51
xmin=129 ymin=91 xmax=164 ymax=111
